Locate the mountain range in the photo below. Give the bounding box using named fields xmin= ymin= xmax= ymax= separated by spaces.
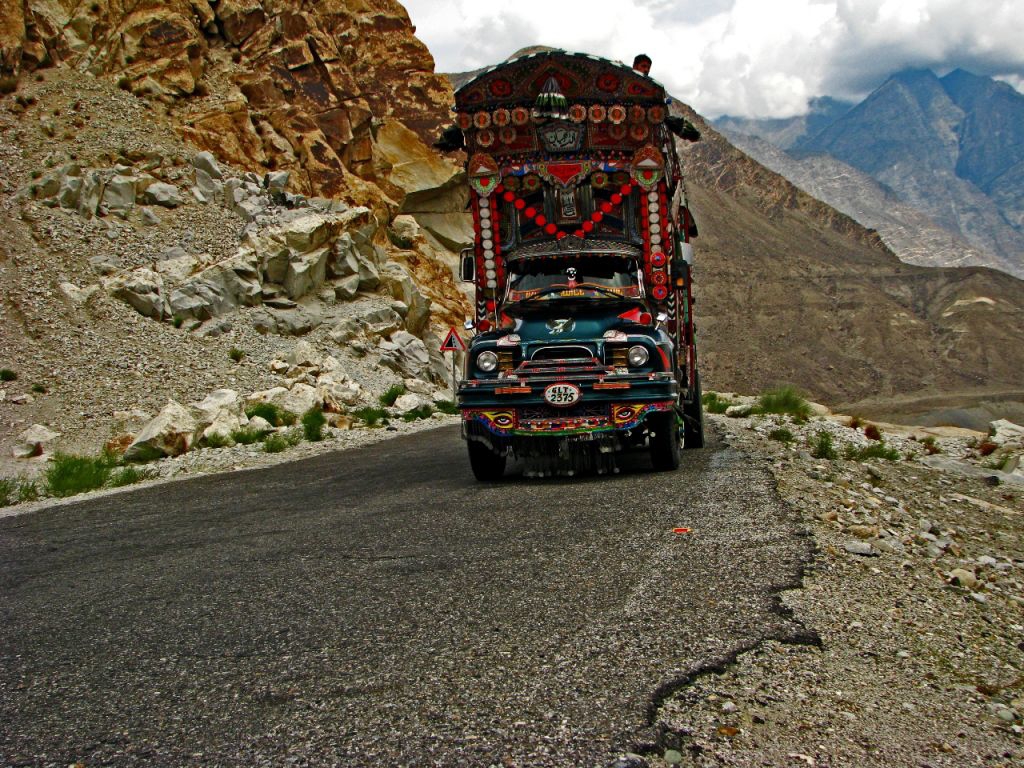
xmin=716 ymin=69 xmax=1024 ymax=279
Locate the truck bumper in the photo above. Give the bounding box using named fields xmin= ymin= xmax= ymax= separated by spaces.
xmin=458 ymin=373 xmax=678 ymax=437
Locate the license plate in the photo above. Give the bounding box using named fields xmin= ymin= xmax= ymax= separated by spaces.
xmin=544 ymin=383 xmax=581 ymax=407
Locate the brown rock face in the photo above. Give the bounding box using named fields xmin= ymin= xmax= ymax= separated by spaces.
xmin=0 ymin=1 xmax=453 ymax=203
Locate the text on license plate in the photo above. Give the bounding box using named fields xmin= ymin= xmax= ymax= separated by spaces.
xmin=544 ymin=383 xmax=581 ymax=407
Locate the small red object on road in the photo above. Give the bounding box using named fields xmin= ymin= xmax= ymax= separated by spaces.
xmin=673 ymin=527 xmax=692 ymax=534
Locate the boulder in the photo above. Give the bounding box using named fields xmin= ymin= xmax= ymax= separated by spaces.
xmin=265 ymin=171 xmax=290 ymax=193
xmin=192 ymin=389 xmax=241 ymax=428
xmin=59 ymin=282 xmax=99 ymax=305
xmin=283 ymin=246 xmax=328 ymax=300
xmin=12 ymin=424 xmax=60 ymax=459
xmin=143 ymin=182 xmax=183 ymax=208
xmin=107 ymin=268 xmax=168 ymax=320
xmin=333 ymin=274 xmax=360 ymax=301
xmin=378 ymin=330 xmax=431 ymax=379
xmin=283 ymin=214 xmax=331 ymax=252
xmin=990 ymin=420 xmax=1024 ymax=447
xmin=167 ymin=252 xmax=262 ymax=320
xmin=192 ymin=151 xmax=223 ymax=180
xmin=379 ymin=263 xmax=430 ymax=336
xmin=102 ymin=174 xmax=137 ymax=213
xmin=125 ymin=401 xmax=198 ymax=461
xmin=319 ymin=375 xmax=364 ymax=411
xmin=282 ymin=383 xmax=319 ymax=415
xmin=287 ymin=340 xmax=323 ymax=370
xmin=393 ymin=392 xmax=428 ymax=413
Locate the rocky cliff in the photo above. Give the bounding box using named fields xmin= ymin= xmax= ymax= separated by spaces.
xmin=0 ymin=0 xmax=473 ymax=468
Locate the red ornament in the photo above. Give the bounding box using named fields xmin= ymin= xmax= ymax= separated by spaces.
xmin=544 ymin=223 xmax=557 ymax=235
xmin=477 ymin=319 xmax=492 ymax=331
xmin=556 ymin=232 xmax=567 ymax=240
xmin=502 ymin=191 xmax=514 ymax=202
xmin=620 ymin=183 xmax=632 ymax=195
xmin=600 ymin=202 xmax=613 ymax=214
xmin=611 ymin=193 xmax=623 ymax=205
xmin=582 ymin=221 xmax=594 ymax=232
xmin=592 ymin=211 xmax=604 ymax=222
xmin=514 ymin=198 xmax=525 ymax=210
xmin=524 ymin=207 xmax=536 ymax=218
xmin=486 ymin=300 xmax=496 ymax=310
xmin=575 ymin=229 xmax=585 ymax=237
xmin=534 ymin=214 xmax=546 ymax=226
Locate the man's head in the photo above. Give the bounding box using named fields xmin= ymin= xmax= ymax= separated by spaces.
xmin=632 ymin=54 xmax=652 ymax=75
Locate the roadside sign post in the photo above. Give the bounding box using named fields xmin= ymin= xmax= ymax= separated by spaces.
xmin=439 ymin=327 xmax=467 ymax=397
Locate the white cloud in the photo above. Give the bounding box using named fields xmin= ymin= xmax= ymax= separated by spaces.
xmin=403 ymin=0 xmax=1024 ymax=118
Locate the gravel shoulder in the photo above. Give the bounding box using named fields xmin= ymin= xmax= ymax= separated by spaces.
xmin=644 ymin=413 xmax=1023 ymax=767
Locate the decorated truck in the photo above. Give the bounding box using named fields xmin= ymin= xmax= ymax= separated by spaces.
xmin=441 ymin=50 xmax=704 ymax=479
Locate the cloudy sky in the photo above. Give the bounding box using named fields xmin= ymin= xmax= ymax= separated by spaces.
xmin=402 ymin=0 xmax=1024 ymax=119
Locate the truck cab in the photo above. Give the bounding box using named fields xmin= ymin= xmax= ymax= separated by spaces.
xmin=444 ymin=50 xmax=704 ymax=479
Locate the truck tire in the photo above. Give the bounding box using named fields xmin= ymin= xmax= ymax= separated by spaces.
xmin=683 ymin=372 xmax=705 ymax=450
xmin=649 ymin=411 xmax=681 ymax=471
xmin=468 ymin=440 xmax=506 ymax=481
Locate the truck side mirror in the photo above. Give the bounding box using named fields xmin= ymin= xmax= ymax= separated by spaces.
xmin=460 ymin=248 xmax=475 ymax=282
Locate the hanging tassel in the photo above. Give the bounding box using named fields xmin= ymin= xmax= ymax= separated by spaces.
xmin=533 ymin=76 xmax=568 ymax=120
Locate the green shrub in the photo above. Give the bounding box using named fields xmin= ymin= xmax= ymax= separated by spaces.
xmin=921 ymin=436 xmax=942 ymax=455
xmin=301 ymin=407 xmax=327 ymax=442
xmin=0 ymin=478 xmax=14 ymax=507
xmin=809 ymin=430 xmax=837 ymax=460
xmin=402 ymin=405 xmax=434 ymax=422
xmin=864 ymin=423 xmax=882 ymax=441
xmin=228 ymin=347 xmax=244 ymax=363
xmin=768 ymin=427 xmax=794 ymax=443
xmin=30 ymin=383 xmax=47 ymax=394
xmin=18 ymin=479 xmax=40 ymax=502
xmin=230 ymin=427 xmax=265 ymax=445
xmin=203 ymin=432 xmax=233 ymax=449
xmin=755 ymin=386 xmax=812 ymax=419
xmin=844 ymin=442 xmax=900 ymax=461
xmin=109 ymin=466 xmax=153 ymax=488
xmin=434 ymin=400 xmax=460 ymax=415
xmin=263 ymin=433 xmax=289 ymax=453
xmin=172 ymin=315 xmax=184 ymax=329
xmin=379 ymin=384 xmax=406 ymax=407
xmin=245 ymin=403 xmax=296 ymax=427
xmin=702 ymin=391 xmax=731 ymax=414
xmin=0 ymin=369 xmax=17 ymax=382
xmin=353 ymin=406 xmax=389 ymax=427
xmin=44 ymin=452 xmax=116 ymax=497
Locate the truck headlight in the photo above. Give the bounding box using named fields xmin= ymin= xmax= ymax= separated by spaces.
xmin=627 ymin=345 xmax=649 ymax=367
xmin=477 ymin=350 xmax=499 ymax=373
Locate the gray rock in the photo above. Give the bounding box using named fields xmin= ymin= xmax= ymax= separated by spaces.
xmin=194 ymin=167 xmax=221 ymax=201
xmin=168 ymin=252 xmax=262 ymax=320
xmin=56 ymin=175 xmax=83 ymax=208
xmin=107 ymin=268 xmax=167 ymax=319
xmin=726 ymin=403 xmax=754 ymax=417
xmin=192 ymin=151 xmax=223 ymax=180
xmin=844 ymin=540 xmax=877 ymax=556
xmin=265 ymin=171 xmax=290 ymax=193
xmin=379 ymin=331 xmax=431 ymax=379
xmin=12 ymin=424 xmax=61 ymax=458
xmin=125 ymin=400 xmax=198 ymax=461
xmin=140 ymin=207 xmax=161 ymax=225
xmin=333 ymin=274 xmax=361 ymax=301
xmin=144 ymin=182 xmax=183 ymax=208
xmin=102 ymin=174 xmax=137 ymax=213
xmin=283 ymin=247 xmax=329 ymax=300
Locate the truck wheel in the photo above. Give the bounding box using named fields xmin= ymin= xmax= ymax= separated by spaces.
xmin=683 ymin=372 xmax=705 ymax=450
xmin=467 ymin=440 xmax=506 ymax=481
xmin=649 ymin=411 xmax=681 ymax=471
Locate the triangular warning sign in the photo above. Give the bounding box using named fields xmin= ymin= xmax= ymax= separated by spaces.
xmin=439 ymin=327 xmax=466 ymax=352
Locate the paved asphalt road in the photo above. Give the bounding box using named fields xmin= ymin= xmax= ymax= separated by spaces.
xmin=1 ymin=425 xmax=812 ymax=767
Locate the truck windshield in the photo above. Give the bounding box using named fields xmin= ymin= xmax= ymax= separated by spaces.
xmin=506 ymin=256 xmax=641 ymax=304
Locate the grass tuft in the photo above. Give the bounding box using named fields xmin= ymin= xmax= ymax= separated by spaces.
xmin=768 ymin=427 xmax=794 ymax=443
xmin=109 ymin=466 xmax=154 ymax=488
xmin=809 ymin=430 xmax=837 ymax=460
xmin=353 ymin=406 xmax=389 ymax=427
xmin=31 ymin=383 xmax=47 ymax=394
xmin=230 ymin=427 xmax=265 ymax=446
xmin=203 ymin=432 xmax=234 ymax=449
xmin=263 ymin=433 xmax=289 ymax=453
xmin=434 ymin=400 xmax=460 ymax=415
xmin=755 ymin=386 xmax=812 ymax=420
xmin=402 ymin=405 xmax=434 ymax=422
xmin=301 ymin=407 xmax=327 ymax=442
xmin=245 ymin=403 xmax=296 ymax=427
xmin=0 ymin=368 xmax=17 ymax=382
xmin=864 ymin=423 xmax=882 ymax=441
xmin=379 ymin=384 xmax=406 ymax=407
xmin=228 ymin=347 xmax=244 ymax=363
xmin=702 ymin=391 xmax=732 ymax=414
xmin=0 ymin=478 xmax=14 ymax=507
xmin=44 ymin=452 xmax=117 ymax=497
xmin=844 ymin=442 xmax=900 ymax=461
xmin=920 ymin=436 xmax=942 ymax=455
